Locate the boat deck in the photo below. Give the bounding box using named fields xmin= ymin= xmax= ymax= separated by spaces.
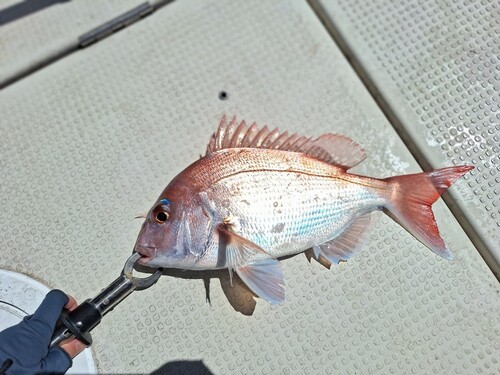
xmin=0 ymin=1 xmax=498 ymax=373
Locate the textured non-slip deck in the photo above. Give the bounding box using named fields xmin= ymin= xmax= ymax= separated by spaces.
xmin=314 ymin=0 xmax=500 ymax=274
xmin=0 ymin=0 xmax=498 ymax=374
xmin=0 ymin=0 xmax=144 ymax=87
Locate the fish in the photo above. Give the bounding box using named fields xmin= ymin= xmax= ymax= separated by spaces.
xmin=134 ymin=115 xmax=473 ymax=304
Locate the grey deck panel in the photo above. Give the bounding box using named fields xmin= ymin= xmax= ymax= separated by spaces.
xmin=314 ymin=0 xmax=500 ymax=274
xmin=0 ymin=0 xmax=145 ymax=87
xmin=0 ymin=0 xmax=498 ymax=374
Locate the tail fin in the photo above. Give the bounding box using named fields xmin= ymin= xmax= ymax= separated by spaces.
xmin=384 ymin=165 xmax=473 ymax=259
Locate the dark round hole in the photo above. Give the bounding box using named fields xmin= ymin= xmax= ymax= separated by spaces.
xmin=219 ymin=91 xmax=228 ymax=100
xmin=156 ymin=211 xmax=168 ymax=223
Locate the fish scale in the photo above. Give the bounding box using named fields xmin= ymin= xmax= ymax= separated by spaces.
xmin=203 ymin=162 xmax=385 ymax=258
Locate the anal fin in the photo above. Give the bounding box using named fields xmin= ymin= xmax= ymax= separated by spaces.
xmin=315 ymin=212 xmax=376 ymax=264
xmin=305 ymin=248 xmax=333 ymax=269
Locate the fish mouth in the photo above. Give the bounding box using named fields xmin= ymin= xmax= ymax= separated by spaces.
xmin=134 ymin=244 xmax=157 ymax=264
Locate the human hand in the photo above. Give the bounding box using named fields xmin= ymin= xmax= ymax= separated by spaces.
xmin=0 ymin=289 xmax=86 ymax=375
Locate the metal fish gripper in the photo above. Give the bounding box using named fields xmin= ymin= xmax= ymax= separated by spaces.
xmin=50 ymin=253 xmax=162 ymax=348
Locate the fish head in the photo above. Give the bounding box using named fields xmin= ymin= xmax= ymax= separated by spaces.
xmin=134 ymin=193 xmax=212 ymax=269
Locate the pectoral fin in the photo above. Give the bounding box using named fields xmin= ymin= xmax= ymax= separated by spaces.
xmin=218 ymin=225 xmax=285 ymax=305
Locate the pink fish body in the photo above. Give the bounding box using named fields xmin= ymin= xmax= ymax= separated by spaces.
xmin=135 ymin=116 xmax=473 ymax=304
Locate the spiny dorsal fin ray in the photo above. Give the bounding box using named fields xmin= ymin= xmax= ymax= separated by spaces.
xmin=206 ymin=115 xmax=367 ymax=170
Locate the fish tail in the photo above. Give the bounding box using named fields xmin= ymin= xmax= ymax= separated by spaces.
xmin=383 ymin=165 xmax=474 ymax=259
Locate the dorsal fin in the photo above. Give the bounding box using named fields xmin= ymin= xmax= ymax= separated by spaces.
xmin=206 ymin=115 xmax=366 ymax=170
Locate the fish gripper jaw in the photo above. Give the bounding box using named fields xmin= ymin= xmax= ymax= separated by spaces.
xmin=50 ymin=253 xmax=162 ymax=348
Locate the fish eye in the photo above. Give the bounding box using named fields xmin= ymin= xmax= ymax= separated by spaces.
xmin=152 ymin=199 xmax=171 ymax=224
xmin=155 ymin=210 xmax=170 ymax=223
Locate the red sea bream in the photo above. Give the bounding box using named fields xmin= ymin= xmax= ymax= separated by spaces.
xmin=135 ymin=116 xmax=473 ymax=304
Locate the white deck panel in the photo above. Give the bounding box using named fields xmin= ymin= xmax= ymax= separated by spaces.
xmin=0 ymin=0 xmax=144 ymax=87
xmin=315 ymin=0 xmax=500 ymax=274
xmin=0 ymin=0 xmax=498 ymax=374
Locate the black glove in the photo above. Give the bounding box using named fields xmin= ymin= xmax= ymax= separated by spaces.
xmin=0 ymin=290 xmax=72 ymax=375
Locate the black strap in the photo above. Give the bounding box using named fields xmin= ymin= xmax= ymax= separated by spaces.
xmin=0 ymin=359 xmax=13 ymax=375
